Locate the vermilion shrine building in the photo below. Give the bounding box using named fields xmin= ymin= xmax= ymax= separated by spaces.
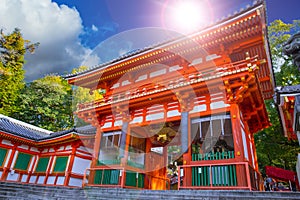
xmin=65 ymin=1 xmax=274 ymax=190
xmin=0 ymin=1 xmax=275 ymax=191
xmin=0 ymin=114 xmax=94 ymax=187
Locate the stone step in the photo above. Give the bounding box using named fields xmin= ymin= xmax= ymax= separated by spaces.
xmin=0 ymin=181 xmax=299 ymax=200
xmin=83 ymin=189 xmax=300 ymax=200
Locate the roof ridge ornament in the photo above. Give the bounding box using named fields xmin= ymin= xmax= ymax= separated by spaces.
xmin=283 ymin=32 xmax=300 ymax=69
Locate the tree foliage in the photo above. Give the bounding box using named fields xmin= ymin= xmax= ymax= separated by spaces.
xmin=0 ymin=28 xmax=38 ymax=116
xmin=255 ymin=99 xmax=300 ymax=174
xmin=254 ymin=20 xmax=300 ymax=174
xmin=71 ymin=66 xmax=103 ymax=127
xmin=15 ymin=75 xmax=73 ymax=131
xmin=269 ymin=20 xmax=300 ymax=86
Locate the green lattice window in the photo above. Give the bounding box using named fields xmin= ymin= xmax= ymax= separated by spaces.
xmin=53 ymin=156 xmax=68 ymax=172
xmin=0 ymin=148 xmax=8 ymax=167
xmin=35 ymin=157 xmax=50 ymax=172
xmin=125 ymin=171 xmax=144 ymax=188
xmin=93 ymin=169 xmax=120 ymax=185
xmin=14 ymin=152 xmax=32 ymax=170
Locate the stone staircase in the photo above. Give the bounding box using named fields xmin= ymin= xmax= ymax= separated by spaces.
xmin=0 ymin=181 xmax=299 ymax=200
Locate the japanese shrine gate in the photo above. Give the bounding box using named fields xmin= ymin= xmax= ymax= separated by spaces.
xmin=66 ymin=1 xmax=274 ymax=190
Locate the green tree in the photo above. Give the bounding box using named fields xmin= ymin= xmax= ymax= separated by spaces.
xmin=0 ymin=28 xmax=38 ymax=116
xmin=71 ymin=66 xmax=103 ymax=127
xmin=15 ymin=75 xmax=73 ymax=131
xmin=255 ymin=20 xmax=300 ymax=174
xmin=255 ymin=99 xmax=300 ymax=174
xmin=269 ymin=20 xmax=300 ymax=86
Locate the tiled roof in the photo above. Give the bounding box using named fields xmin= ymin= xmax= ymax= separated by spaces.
xmin=39 ymin=125 xmax=96 ymax=141
xmin=0 ymin=114 xmax=95 ymax=141
xmin=0 ymin=114 xmax=51 ymax=140
xmin=64 ymin=0 xmax=264 ymax=79
xmin=275 ymin=85 xmax=300 ymax=94
xmin=77 ymin=62 xmax=256 ymax=112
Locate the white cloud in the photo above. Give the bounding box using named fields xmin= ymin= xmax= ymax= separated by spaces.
xmin=80 ymin=49 xmax=101 ymax=68
xmin=91 ymin=24 xmax=98 ymax=32
xmin=0 ymin=0 xmax=92 ymax=80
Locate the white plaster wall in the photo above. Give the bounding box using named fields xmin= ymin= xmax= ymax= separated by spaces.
xmin=167 ymin=110 xmax=180 ymax=117
xmin=29 ymin=175 xmax=36 ymax=183
xmin=21 ymin=175 xmax=28 ymax=182
xmin=190 ymin=105 xmax=206 ymax=113
xmin=190 ymin=57 xmax=203 ymax=65
xmin=150 ymin=68 xmax=166 ymax=77
xmin=19 ymin=145 xmax=29 ymax=150
xmin=56 ymin=176 xmax=64 ymax=185
xmin=37 ymin=176 xmax=45 ymax=184
xmin=65 ymin=145 xmax=72 ymax=150
xmin=102 ymin=122 xmax=112 ymax=128
xmin=146 ymin=113 xmax=164 ymax=121
xmin=136 ymin=74 xmax=147 ymax=82
xmin=169 ymin=65 xmax=183 ymax=71
xmin=30 ymin=147 xmax=39 ymax=152
xmin=72 ymin=157 xmax=91 ymax=174
xmin=1 ymin=139 xmax=13 ymax=146
xmin=47 ymin=176 xmax=55 ymax=184
xmin=210 ymin=101 xmax=229 ymax=109
xmin=68 ymin=177 xmax=82 ymax=187
xmin=130 ymin=116 xmax=142 ymax=124
xmin=6 ymin=172 xmax=18 ymax=181
xmin=114 ymin=120 xmax=123 ymax=126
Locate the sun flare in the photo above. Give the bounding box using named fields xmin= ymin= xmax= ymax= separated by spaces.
xmin=163 ymin=0 xmax=210 ymax=34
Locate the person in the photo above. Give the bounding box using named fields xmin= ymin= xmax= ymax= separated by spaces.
xmin=265 ymin=176 xmax=273 ymax=191
xmin=264 ymin=176 xmax=270 ymax=191
xmin=276 ymin=182 xmax=285 ymax=191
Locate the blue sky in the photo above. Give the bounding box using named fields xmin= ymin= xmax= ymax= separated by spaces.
xmin=53 ymin=0 xmax=299 ymax=49
xmin=0 ymin=0 xmax=299 ymax=81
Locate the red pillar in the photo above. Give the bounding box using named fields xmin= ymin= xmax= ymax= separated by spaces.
xmin=91 ymin=126 xmax=102 ymax=167
xmin=120 ymin=113 xmax=131 ymax=188
xmin=180 ymin=97 xmax=192 ymax=188
xmin=27 ymin=153 xmax=38 ymax=183
xmin=230 ymin=104 xmax=245 ymax=161
xmin=44 ymin=153 xmax=55 ymax=184
xmin=230 ymin=103 xmax=249 ymax=188
xmin=1 ymin=143 xmax=18 ymax=181
xmin=64 ymin=142 xmax=79 ymax=186
xmin=88 ymin=126 xmax=102 ymax=184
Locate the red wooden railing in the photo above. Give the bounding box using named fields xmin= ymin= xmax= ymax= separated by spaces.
xmin=178 ymin=161 xmax=261 ymax=191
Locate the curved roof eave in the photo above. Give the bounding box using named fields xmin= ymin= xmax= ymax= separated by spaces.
xmin=64 ymin=0 xmax=265 ymax=81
